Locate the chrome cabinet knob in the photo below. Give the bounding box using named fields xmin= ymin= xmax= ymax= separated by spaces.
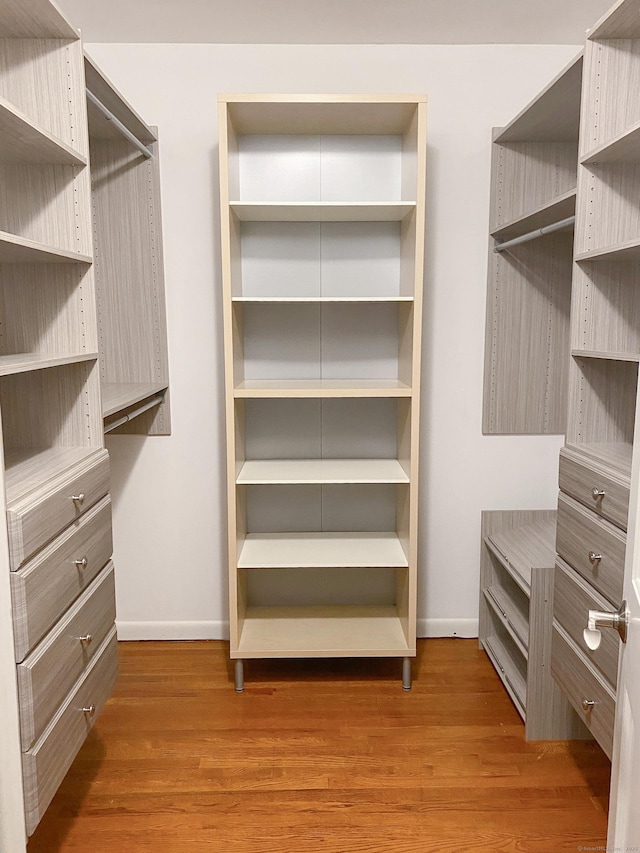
xmin=588 ymin=551 xmax=602 ymax=564
xmin=582 ymin=698 xmax=596 ymax=711
xmin=592 ymin=488 xmax=605 ymax=500
xmin=74 ymin=557 xmax=88 ymax=569
xmin=82 ymin=704 xmax=96 ymax=718
xmin=77 ymin=634 xmax=93 ymax=645
xmin=71 ymin=493 xmax=85 ymax=504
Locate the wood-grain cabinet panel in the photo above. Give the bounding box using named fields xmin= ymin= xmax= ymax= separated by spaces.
xmin=559 ymin=445 xmax=630 ymax=530
xmin=17 ymin=563 xmax=115 ymax=751
xmin=10 ymin=495 xmax=112 ymax=663
xmin=6 ymin=448 xmax=109 ymax=570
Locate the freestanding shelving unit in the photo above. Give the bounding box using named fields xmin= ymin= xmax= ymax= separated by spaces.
xmin=0 ymin=1 xmax=117 ymax=847
xmin=551 ymin=0 xmax=640 ymax=760
xmin=218 ymin=95 xmax=426 ymax=690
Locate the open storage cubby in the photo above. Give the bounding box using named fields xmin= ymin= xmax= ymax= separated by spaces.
xmin=483 ymin=52 xmax=582 ymax=435
xmin=219 ymin=95 xmax=426 ymax=689
xmin=479 ymin=510 xmax=586 ymax=740
xmin=85 ymin=54 xmax=171 ymax=436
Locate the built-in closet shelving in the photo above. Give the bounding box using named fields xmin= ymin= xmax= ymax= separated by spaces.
xmin=551 ymin=0 xmax=640 ymax=760
xmin=218 ymin=95 xmax=426 ymax=689
xmin=483 ymin=51 xmax=583 ymax=435
xmin=85 ymin=54 xmax=171 ymax=436
xmin=0 ymin=1 xmax=117 ymax=848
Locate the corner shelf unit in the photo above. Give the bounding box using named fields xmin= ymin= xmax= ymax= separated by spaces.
xmin=479 ymin=511 xmax=586 ymax=740
xmin=218 ymin=94 xmax=426 ymax=690
xmin=85 ymin=54 xmax=171 ymax=436
xmin=483 ymin=51 xmax=583 ymax=435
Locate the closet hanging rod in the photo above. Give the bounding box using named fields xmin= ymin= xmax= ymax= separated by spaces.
xmin=86 ymin=89 xmax=153 ymax=159
xmin=104 ymin=394 xmax=165 ymax=434
xmin=494 ymin=215 xmax=575 ymax=253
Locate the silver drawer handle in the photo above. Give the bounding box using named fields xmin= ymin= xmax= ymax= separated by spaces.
xmin=582 ymin=698 xmax=596 ymax=711
xmin=77 ymin=634 xmax=93 ymax=645
xmin=82 ymin=704 xmax=96 ymax=718
xmin=592 ymin=488 xmax=605 ymax=500
xmin=74 ymin=557 xmax=88 ymax=569
xmin=71 ymin=493 xmax=85 ymax=504
xmin=588 ymin=551 xmax=602 ymax=564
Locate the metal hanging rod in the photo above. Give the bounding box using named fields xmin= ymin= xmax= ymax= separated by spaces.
xmin=104 ymin=394 xmax=165 ymax=434
xmin=494 ymin=215 xmax=575 ymax=253
xmin=86 ymin=89 xmax=153 ymax=160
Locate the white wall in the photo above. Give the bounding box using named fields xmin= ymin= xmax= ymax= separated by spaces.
xmin=89 ymin=42 xmax=579 ymax=640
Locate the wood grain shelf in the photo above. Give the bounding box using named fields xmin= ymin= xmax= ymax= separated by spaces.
xmin=589 ymin=0 xmax=640 ymax=38
xmin=483 ymin=633 xmax=527 ymax=717
xmin=0 ymin=232 xmax=92 ymax=265
xmin=237 ymin=458 xmax=410 ymax=485
xmin=483 ymin=517 xmax=556 ymax=592
xmin=101 ymin=382 xmax=169 ymax=418
xmin=490 ymin=189 xmax=576 ymax=242
xmin=234 ymin=379 xmax=412 ymax=398
xmin=236 ymin=605 xmax=411 ymax=657
xmin=581 ymin=120 xmax=640 ymax=164
xmin=3 ymin=447 xmax=104 ymax=508
xmin=0 ymin=0 xmax=78 ymax=38
xmin=483 ymin=586 xmax=529 ymax=658
xmin=230 ymin=202 xmax=416 ymax=222
xmin=238 ymin=532 xmax=408 ymax=569
xmin=564 ymin=441 xmax=633 ymax=479
xmin=0 ymin=97 xmax=86 ymax=166
xmin=0 ymin=352 xmax=97 ymax=378
xmin=576 ymin=238 xmax=640 ymax=262
xmin=572 ymin=349 xmax=640 ymax=363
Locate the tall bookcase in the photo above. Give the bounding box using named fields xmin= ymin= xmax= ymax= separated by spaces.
xmin=0 ymin=1 xmax=117 ymax=848
xmin=218 ymin=95 xmax=426 ymax=690
xmin=551 ymin=0 xmax=640 ymax=760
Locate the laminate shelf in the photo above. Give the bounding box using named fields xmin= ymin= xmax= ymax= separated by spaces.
xmin=0 ymin=231 xmax=92 ymax=265
xmin=237 ymin=532 xmax=408 ymax=569
xmin=237 ymin=458 xmax=410 ymax=485
xmin=490 ymin=189 xmax=576 ymax=242
xmin=0 ymin=352 xmax=97 ymax=377
xmin=564 ymin=441 xmax=633 ymax=480
xmin=234 ymin=379 xmax=412 ymax=399
xmin=0 ymin=96 xmax=86 ymax=166
xmin=572 ymin=349 xmax=640 ymax=363
xmin=589 ymin=0 xmax=640 ymax=38
xmin=484 ymin=517 xmax=556 ymax=593
xmin=101 ymin=382 xmax=168 ymax=418
xmin=0 ymin=1 xmax=78 ymax=38
xmin=4 ymin=447 xmax=103 ymax=507
xmin=230 ymin=202 xmax=416 ymax=223
xmin=483 ymin=586 xmax=529 ymax=659
xmin=483 ymin=633 xmax=527 ymax=718
xmin=582 ymin=120 xmax=640 ymax=165
xmin=575 ymin=239 xmax=640 ymax=263
xmin=232 ymin=296 xmax=414 ymax=303
xmin=236 ymin=605 xmax=411 ymax=657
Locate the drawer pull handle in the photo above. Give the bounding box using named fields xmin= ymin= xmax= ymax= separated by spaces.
xmin=588 ymin=551 xmax=602 ymax=564
xmin=592 ymin=488 xmax=605 ymax=500
xmin=82 ymin=704 xmax=96 ymax=718
xmin=78 ymin=634 xmax=93 ymax=645
xmin=71 ymin=493 xmax=86 ymax=504
xmin=74 ymin=557 xmax=88 ymax=569
xmin=582 ymin=698 xmax=596 ymax=711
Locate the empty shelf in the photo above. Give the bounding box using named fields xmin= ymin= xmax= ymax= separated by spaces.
xmin=564 ymin=442 xmax=633 ymax=480
xmin=230 ymin=201 xmax=416 ymax=222
xmin=101 ymin=382 xmax=168 ymax=418
xmin=238 ymin=532 xmax=408 ymax=569
xmin=4 ymin=447 xmax=105 ymax=507
xmin=576 ymin=238 xmax=640 ymax=262
xmin=232 ymin=296 xmax=414 ymax=303
xmin=236 ymin=605 xmax=411 ymax=657
xmin=0 ymin=231 xmax=92 ymax=264
xmin=484 ymin=517 xmax=556 ymax=592
xmin=0 ymin=352 xmax=97 ymax=377
xmin=483 ymin=634 xmax=526 ymax=719
xmin=483 ymin=587 xmax=528 ymax=658
xmin=237 ymin=458 xmax=409 ymax=485
xmin=582 ymin=120 xmax=640 ymax=165
xmin=572 ymin=349 xmax=640 ymax=363
xmin=0 ymin=96 xmax=86 ymax=166
xmin=491 ymin=189 xmax=576 ymax=242
xmin=234 ymin=379 xmax=412 ymax=398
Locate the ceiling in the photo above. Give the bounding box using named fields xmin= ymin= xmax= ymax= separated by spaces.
xmin=57 ymin=0 xmax=615 ymax=45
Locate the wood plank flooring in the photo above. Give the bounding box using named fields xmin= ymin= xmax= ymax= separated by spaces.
xmin=28 ymin=639 xmax=611 ymax=852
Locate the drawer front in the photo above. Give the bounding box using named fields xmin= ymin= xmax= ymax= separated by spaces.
xmin=551 ymin=624 xmax=615 ymax=759
xmin=7 ymin=449 xmax=110 ymax=570
xmin=17 ymin=563 xmax=116 ymax=751
xmin=22 ymin=627 xmax=118 ymax=837
xmin=553 ymin=558 xmax=619 ymax=689
xmin=556 ymin=492 xmax=625 ymax=604
xmin=11 ymin=495 xmax=113 ymax=662
xmin=559 ymin=447 xmax=629 ymax=531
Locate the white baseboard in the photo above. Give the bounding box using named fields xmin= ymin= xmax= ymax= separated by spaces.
xmin=417 ymin=618 xmax=478 ymax=638
xmin=116 ymin=618 xmax=478 ymax=641
xmin=116 ymin=621 xmax=229 ymax=641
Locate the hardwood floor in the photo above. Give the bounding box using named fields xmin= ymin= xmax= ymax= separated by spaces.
xmin=28 ymin=639 xmax=610 ymax=853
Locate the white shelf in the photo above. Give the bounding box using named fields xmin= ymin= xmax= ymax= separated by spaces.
xmin=232 ymin=296 xmax=414 ymax=303
xmin=0 ymin=231 xmax=92 ymax=265
xmin=237 ymin=458 xmax=409 ymax=485
xmin=0 ymin=96 xmax=86 ymax=166
xmin=234 ymin=379 xmax=412 ymax=398
xmin=236 ymin=605 xmax=411 ymax=657
xmin=238 ymin=532 xmax=408 ymax=569
xmin=230 ymin=202 xmax=416 ymax=222
xmin=0 ymin=352 xmax=97 ymax=378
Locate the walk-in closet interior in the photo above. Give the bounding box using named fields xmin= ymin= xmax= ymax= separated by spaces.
xmin=0 ymin=0 xmax=639 ymax=850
